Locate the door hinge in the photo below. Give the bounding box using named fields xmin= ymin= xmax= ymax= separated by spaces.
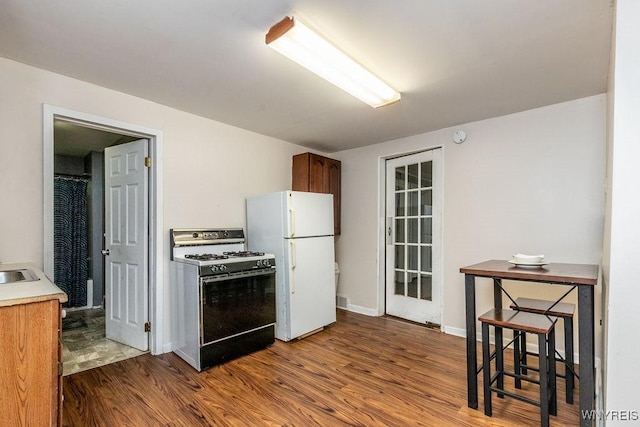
xmin=144 ymin=157 xmax=152 ymax=168
xmin=144 ymin=322 xmax=151 ymax=332
xmin=58 ymin=361 xmax=64 ymax=376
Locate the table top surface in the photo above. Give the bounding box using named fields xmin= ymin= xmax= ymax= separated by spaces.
xmin=460 ymin=259 xmax=599 ymax=286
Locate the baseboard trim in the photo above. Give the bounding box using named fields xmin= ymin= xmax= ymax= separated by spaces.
xmin=340 ymin=304 xmax=379 ymax=317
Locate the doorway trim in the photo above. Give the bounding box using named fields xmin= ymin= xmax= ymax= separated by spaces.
xmin=42 ymin=104 xmax=165 ymax=355
xmin=376 ymin=145 xmax=445 ymax=321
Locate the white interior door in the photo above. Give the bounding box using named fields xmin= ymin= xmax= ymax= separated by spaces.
xmin=104 ymin=139 xmax=149 ymax=351
xmin=385 ymin=149 xmax=442 ymax=325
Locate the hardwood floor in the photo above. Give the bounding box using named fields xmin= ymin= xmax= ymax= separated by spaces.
xmin=62 ymin=310 xmax=580 ymax=426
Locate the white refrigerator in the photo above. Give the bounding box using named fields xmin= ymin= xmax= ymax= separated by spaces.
xmin=246 ymin=191 xmax=336 ymax=341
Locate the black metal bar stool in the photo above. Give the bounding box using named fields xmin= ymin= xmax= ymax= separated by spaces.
xmin=510 ymin=297 xmax=576 ymax=404
xmin=479 ymin=308 xmax=558 ymax=427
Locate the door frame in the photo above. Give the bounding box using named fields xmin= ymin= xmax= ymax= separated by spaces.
xmin=376 ymin=146 xmax=444 ymax=324
xmin=42 ymin=104 xmax=165 ymax=355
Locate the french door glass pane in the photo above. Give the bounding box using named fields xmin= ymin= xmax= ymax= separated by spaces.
xmin=421 ymin=189 xmax=432 ymax=216
xmin=408 ymin=190 xmax=419 ymax=216
xmin=394 ymin=245 xmax=404 ymax=269
xmin=421 ymin=218 xmax=432 ymax=243
xmin=408 ymin=246 xmax=418 ymax=270
xmin=395 ymin=167 xmax=405 ymax=191
xmin=407 ymin=273 xmax=418 ymax=298
xmin=421 ymin=161 xmax=432 ymax=187
xmin=395 ymin=193 xmax=405 ymax=216
xmin=420 ymin=275 xmax=432 ymax=301
xmin=407 ymin=218 xmax=418 ymax=243
xmin=408 ymin=164 xmax=418 ymax=189
xmin=394 ymin=271 xmax=404 ymax=295
xmin=395 ymin=219 xmax=404 ymax=243
xmin=420 ymin=246 xmax=432 ymax=272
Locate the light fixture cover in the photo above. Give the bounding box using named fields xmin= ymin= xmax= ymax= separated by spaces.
xmin=266 ymin=16 xmax=400 ymax=108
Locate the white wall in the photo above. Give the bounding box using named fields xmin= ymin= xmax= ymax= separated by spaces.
xmin=0 ymin=57 xmax=307 ymax=349
xmin=334 ymin=95 xmax=606 ymax=358
xmin=603 ymin=0 xmax=640 ymax=420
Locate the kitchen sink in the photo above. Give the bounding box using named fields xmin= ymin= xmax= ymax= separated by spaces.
xmin=0 ymin=269 xmax=40 ymax=284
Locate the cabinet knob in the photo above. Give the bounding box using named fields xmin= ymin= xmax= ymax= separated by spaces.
xmin=61 ymin=309 xmax=67 ymax=318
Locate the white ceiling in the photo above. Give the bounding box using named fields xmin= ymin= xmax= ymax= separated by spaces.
xmin=1 ymin=1 xmax=613 ymax=153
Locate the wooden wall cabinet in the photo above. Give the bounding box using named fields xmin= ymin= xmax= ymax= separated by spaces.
xmin=0 ymin=299 xmax=63 ymax=426
xmin=292 ymin=152 xmax=341 ymax=235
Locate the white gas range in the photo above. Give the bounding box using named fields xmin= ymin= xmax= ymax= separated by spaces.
xmin=170 ymin=228 xmax=276 ymax=371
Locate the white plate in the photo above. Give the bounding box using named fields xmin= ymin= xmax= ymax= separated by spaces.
xmin=508 ymin=260 xmax=549 ymax=268
xmin=512 ymin=253 xmax=545 ymax=264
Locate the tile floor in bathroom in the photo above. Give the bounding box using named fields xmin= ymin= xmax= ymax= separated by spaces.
xmin=61 ymin=307 xmax=147 ymax=376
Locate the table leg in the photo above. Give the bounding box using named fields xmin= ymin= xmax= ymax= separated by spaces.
xmin=578 ymin=285 xmax=595 ymax=426
xmin=465 ymin=274 xmax=478 ymax=409
xmin=493 ymin=278 xmax=503 ymax=310
xmin=493 ymin=278 xmax=503 ymax=394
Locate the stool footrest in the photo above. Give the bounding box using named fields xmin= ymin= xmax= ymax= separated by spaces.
xmin=504 ymin=371 xmax=540 ymax=385
xmin=488 ymin=386 xmax=542 ymax=407
xmin=520 ymin=353 xmax=579 ymax=380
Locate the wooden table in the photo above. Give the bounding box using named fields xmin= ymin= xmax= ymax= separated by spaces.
xmin=460 ymin=260 xmax=598 ymax=427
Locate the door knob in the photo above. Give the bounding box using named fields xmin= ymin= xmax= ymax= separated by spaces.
xmin=101 ymin=249 xmax=110 ymax=256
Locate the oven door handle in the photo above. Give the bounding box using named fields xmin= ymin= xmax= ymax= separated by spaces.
xmin=201 ymin=268 xmax=275 ymax=283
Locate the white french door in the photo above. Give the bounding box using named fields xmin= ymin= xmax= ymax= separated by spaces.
xmin=385 ymin=149 xmax=442 ymax=325
xmin=104 ymin=139 xmax=149 ymax=351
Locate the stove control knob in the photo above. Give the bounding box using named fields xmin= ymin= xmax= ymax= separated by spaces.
xmin=192 ymin=233 xmax=199 ymax=238
xmin=220 ymin=264 xmax=227 ymax=271
xmin=210 ymin=266 xmax=219 ymax=273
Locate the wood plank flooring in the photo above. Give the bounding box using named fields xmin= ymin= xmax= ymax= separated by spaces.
xmin=62 ymin=310 xmax=580 ymax=426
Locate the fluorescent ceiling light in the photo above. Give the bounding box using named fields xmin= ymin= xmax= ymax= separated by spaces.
xmin=266 ymin=16 xmax=401 ymax=108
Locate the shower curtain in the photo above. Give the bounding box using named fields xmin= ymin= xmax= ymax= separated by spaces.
xmin=54 ymin=175 xmax=89 ymax=307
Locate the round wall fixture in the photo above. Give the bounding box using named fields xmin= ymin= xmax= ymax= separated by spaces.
xmin=453 ymin=130 xmax=466 ymax=144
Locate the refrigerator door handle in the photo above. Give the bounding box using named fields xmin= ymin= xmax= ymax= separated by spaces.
xmin=286 ymin=192 xmax=296 ymax=238
xmin=289 ymin=207 xmax=296 ymax=237
xmin=289 ymin=240 xmax=296 ymax=293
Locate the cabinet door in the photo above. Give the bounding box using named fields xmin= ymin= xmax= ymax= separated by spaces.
xmin=292 ymin=153 xmax=311 ymax=192
xmin=0 ymin=300 xmax=60 ymax=426
xmin=308 ymin=154 xmax=327 ymax=193
xmin=58 ymin=307 xmax=63 ymax=426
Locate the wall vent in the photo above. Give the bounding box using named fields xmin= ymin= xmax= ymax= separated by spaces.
xmin=336 ymin=295 xmax=348 ymax=309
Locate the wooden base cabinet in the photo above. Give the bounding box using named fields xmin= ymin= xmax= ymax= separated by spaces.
xmin=292 ymin=152 xmax=341 ymax=235
xmin=0 ymin=299 xmax=63 ymax=426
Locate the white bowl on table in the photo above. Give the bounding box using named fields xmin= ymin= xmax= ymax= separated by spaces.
xmin=512 ymin=253 xmax=544 ymax=264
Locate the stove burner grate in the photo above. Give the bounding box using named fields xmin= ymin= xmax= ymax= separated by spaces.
xmin=223 ymin=251 xmax=265 ymax=257
xmin=185 ymin=253 xmax=229 ymax=261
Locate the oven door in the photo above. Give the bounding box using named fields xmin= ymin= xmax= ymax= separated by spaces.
xmin=200 ymin=268 xmax=276 ymax=346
